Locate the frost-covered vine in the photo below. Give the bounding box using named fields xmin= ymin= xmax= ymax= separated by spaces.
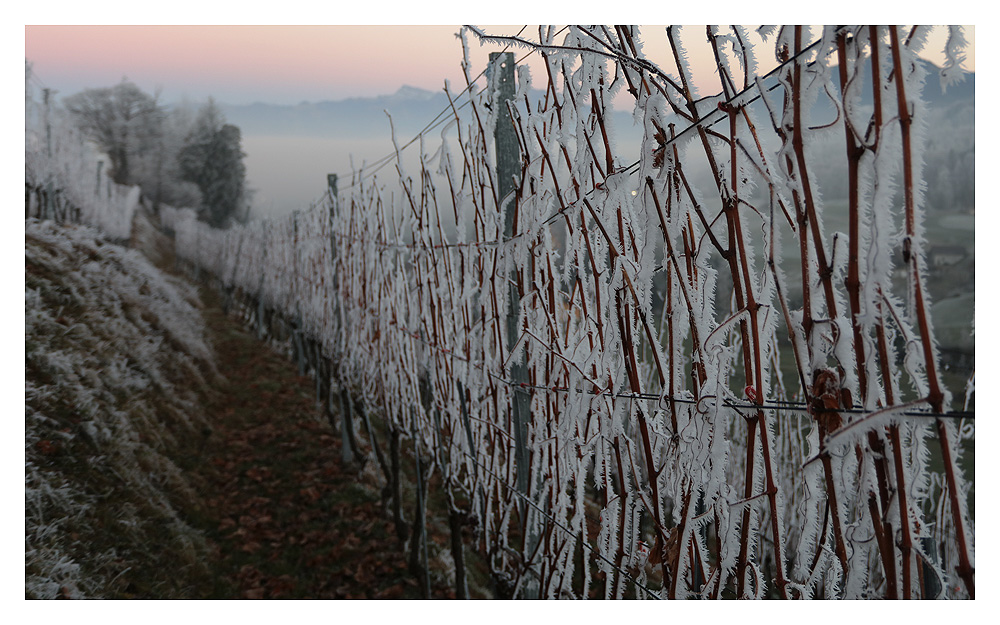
xmin=160 ymin=26 xmax=972 ymax=599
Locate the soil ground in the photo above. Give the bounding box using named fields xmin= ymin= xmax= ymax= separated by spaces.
xmin=192 ymin=286 xmax=461 ymax=599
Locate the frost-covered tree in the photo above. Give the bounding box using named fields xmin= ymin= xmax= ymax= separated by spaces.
xmin=63 ymin=79 xmax=163 ymax=185
xmin=59 ymin=83 xmax=245 ymax=219
xmin=177 ymin=99 xmax=247 ymax=228
xmin=128 ymin=99 xmax=203 ymax=212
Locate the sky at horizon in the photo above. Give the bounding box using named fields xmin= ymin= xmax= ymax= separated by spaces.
xmin=25 ymin=25 xmax=976 ymax=108
xmin=22 ymin=23 xmax=979 ymax=216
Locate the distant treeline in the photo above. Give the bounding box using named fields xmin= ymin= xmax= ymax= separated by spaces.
xmin=62 ymin=80 xmax=249 ymax=228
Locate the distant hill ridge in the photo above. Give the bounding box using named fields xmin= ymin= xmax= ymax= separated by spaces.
xmin=222 ymin=61 xmax=972 ymax=140
xmin=222 ymin=85 xmax=456 ymax=138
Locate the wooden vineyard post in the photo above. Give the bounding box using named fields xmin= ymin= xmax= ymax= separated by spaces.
xmin=327 ymin=173 xmax=339 ymax=304
xmin=492 ymin=52 xmax=528 ymax=497
xmin=325 ymin=172 xmax=358 ymax=465
xmin=327 ymin=173 xmax=339 ymax=321
xmin=43 ymin=88 xmax=51 ymax=158
xmin=409 ymin=417 xmax=432 ymax=599
xmin=491 ymin=51 xmax=535 ymax=593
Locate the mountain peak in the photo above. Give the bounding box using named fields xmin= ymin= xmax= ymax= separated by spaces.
xmin=392 ymin=85 xmax=435 ymax=100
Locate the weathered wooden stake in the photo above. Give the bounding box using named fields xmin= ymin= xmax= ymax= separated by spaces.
xmin=492 ymin=50 xmax=536 ymax=597
xmin=356 ymin=398 xmax=390 ymax=481
xmin=408 ymin=419 xmax=431 ymax=599
xmin=338 ymin=387 xmax=365 ymax=464
xmin=43 ymin=88 xmax=51 ymax=158
xmin=448 ymin=503 xmax=470 ymax=599
xmin=390 ymin=427 xmax=407 ymax=543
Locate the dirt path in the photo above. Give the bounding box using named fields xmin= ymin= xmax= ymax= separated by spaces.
xmin=192 ymin=287 xmax=447 ymax=599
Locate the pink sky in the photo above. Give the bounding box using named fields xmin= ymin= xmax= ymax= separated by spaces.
xmin=25 ymin=25 xmax=975 ymax=106
xmin=25 ymin=25 xmax=485 ymax=104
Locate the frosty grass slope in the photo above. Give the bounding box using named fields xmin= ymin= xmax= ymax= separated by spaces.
xmin=25 ymin=218 xmax=217 ymax=599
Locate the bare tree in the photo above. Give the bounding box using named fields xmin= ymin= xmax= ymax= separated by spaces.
xmin=63 ymin=79 xmax=163 ymax=185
